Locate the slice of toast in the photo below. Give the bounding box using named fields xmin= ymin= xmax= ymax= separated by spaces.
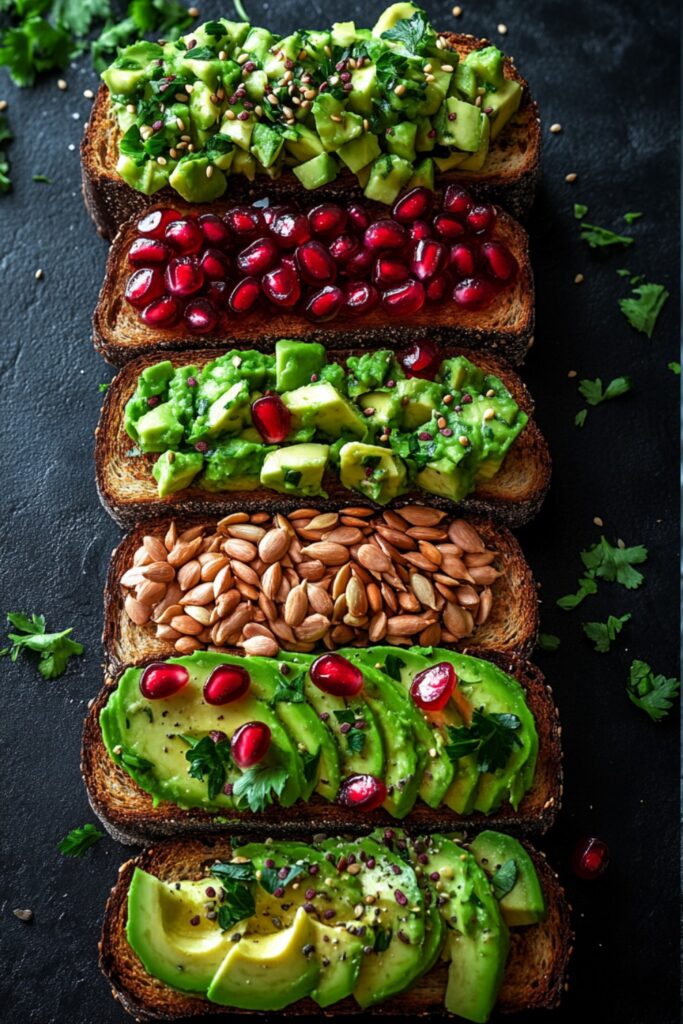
xmin=102 ymin=513 xmax=540 ymax=675
xmin=81 ymin=651 xmax=562 ymax=845
xmin=81 ymin=33 xmax=541 ymax=241
xmin=95 ymin=347 xmax=552 ymax=529
xmin=93 ymin=204 xmax=534 ymax=368
xmin=99 ymin=836 xmax=572 ymax=1021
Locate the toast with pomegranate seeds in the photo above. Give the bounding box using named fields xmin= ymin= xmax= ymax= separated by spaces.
xmin=99 ymin=836 xmax=571 ymax=1021
xmin=81 ymin=33 xmax=540 ymax=241
xmin=95 ymin=347 xmax=551 ymax=529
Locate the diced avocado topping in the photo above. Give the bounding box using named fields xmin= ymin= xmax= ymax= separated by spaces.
xmin=123 ymin=344 xmax=527 ymax=503
xmin=102 ymin=5 xmax=522 ymax=202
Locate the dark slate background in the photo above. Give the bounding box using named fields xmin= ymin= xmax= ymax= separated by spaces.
xmin=0 ymin=1 xmax=679 ymax=1021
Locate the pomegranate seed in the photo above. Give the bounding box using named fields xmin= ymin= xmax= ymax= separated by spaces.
xmin=270 ymin=210 xmax=311 ymax=248
xmin=364 ymin=218 xmax=407 ymax=252
xmin=140 ymin=663 xmax=189 ymax=699
xmin=409 ymin=219 xmax=432 ymax=242
xmin=481 ymin=241 xmax=518 ymax=283
xmin=344 ymin=281 xmax=379 ymax=316
xmin=198 ymin=212 xmax=232 ymax=248
xmin=393 ymin=187 xmax=433 ymax=224
xmin=453 ymin=276 xmax=496 ymax=311
xmin=137 ymin=208 xmax=180 ymax=239
xmin=204 ymin=664 xmax=250 ymax=705
xmin=306 ymin=285 xmax=344 ymax=321
xmin=344 ymin=247 xmax=374 ymax=278
xmin=164 ymin=218 xmax=203 ymax=254
xmin=308 ymin=203 xmax=347 ymax=237
xmin=381 ymin=278 xmax=425 ymax=317
xmin=572 ymin=836 xmax=610 ymax=880
xmin=231 ymin=721 xmax=271 ymax=768
xmin=449 ymin=243 xmax=478 ymax=278
xmin=347 ymin=202 xmax=370 ymax=232
xmin=433 ymin=214 xmax=466 ymax=241
xmin=124 ymin=267 xmax=165 ymax=309
xmin=225 ymin=205 xmax=265 ymax=239
xmin=140 ymin=295 xmax=182 ymax=327
xmin=443 ymin=185 xmax=473 ymax=218
xmin=338 ymin=774 xmax=387 ymax=811
xmin=128 ymin=237 xmax=171 ymax=266
xmin=184 ymin=298 xmax=218 ymax=334
xmin=373 ymin=254 xmax=409 ymax=288
xmin=466 ymin=204 xmax=497 ymax=236
xmin=410 ymin=662 xmax=456 ymax=711
xmin=251 ymin=394 xmax=291 ymax=443
xmin=310 ymin=653 xmax=364 ymax=697
xmin=206 ymin=280 xmax=229 ymax=307
xmin=411 ymin=238 xmax=447 ymax=281
xmin=200 ymin=248 xmax=230 ymax=280
xmin=399 ymin=339 xmax=439 ymax=378
xmin=229 ymin=276 xmax=261 ymax=314
xmin=426 ymin=272 xmax=451 ymax=303
xmin=261 ymin=205 xmax=284 ymax=228
xmin=296 ymin=240 xmax=337 ymax=285
xmin=165 ymin=256 xmax=204 ymax=297
xmin=262 ymin=263 xmax=301 ymax=307
xmin=237 ymin=237 xmax=279 ymax=276
xmin=329 ymin=233 xmax=360 ymax=264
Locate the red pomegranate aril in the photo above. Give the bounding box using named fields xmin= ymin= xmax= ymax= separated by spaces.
xmin=347 ymin=202 xmax=370 ymax=232
xmin=400 ymin=339 xmax=439 ymax=378
xmin=206 ymin=280 xmax=229 ymax=307
xmin=140 ymin=295 xmax=182 ymax=327
xmin=410 ymin=662 xmax=456 ymax=711
xmin=329 ymin=233 xmax=360 ymax=264
xmin=165 ymin=256 xmax=204 ymax=297
xmin=237 ymin=237 xmax=279 ymax=276
xmin=251 ymin=394 xmax=291 ymax=443
xmin=226 ymin=205 xmax=265 ymax=239
xmin=229 ymin=276 xmax=261 ymax=314
xmin=373 ymin=255 xmax=409 ymax=288
xmin=200 ymin=248 xmax=230 ymax=280
xmin=409 ymin=219 xmax=432 ymax=243
xmin=411 ymin=238 xmax=447 ymax=281
xmin=433 ymin=214 xmax=466 ymax=241
xmin=140 ymin=662 xmax=189 ymax=700
xmin=306 ymin=285 xmax=344 ymax=321
xmin=443 ymin=185 xmax=473 ymax=218
xmin=128 ymin=237 xmax=171 ymax=266
xmin=296 ymin=240 xmax=337 ymax=285
xmin=198 ymin=212 xmax=232 ymax=248
xmin=231 ymin=721 xmax=271 ymax=768
xmin=449 ymin=243 xmax=478 ymax=278
xmin=481 ymin=241 xmax=518 ymax=283
xmin=426 ymin=272 xmax=451 ymax=303
xmin=572 ymin=836 xmax=610 ymax=880
xmin=164 ymin=218 xmax=204 ymax=254
xmin=338 ymin=774 xmax=387 ymax=812
xmin=344 ymin=246 xmax=374 ymax=278
xmin=308 ymin=203 xmax=347 ymax=237
xmin=184 ymin=298 xmax=218 ymax=334
xmin=261 ymin=204 xmax=284 ymax=228
xmin=204 ymin=664 xmax=250 ymax=705
xmin=344 ymin=281 xmax=379 ymax=316
xmin=364 ymin=218 xmax=407 ymax=252
xmin=137 ymin=208 xmax=180 ymax=239
xmin=393 ymin=186 xmax=433 ymax=224
xmin=262 ymin=263 xmax=301 ymax=307
xmin=125 ymin=267 xmax=165 ymax=309
xmin=270 ymin=210 xmax=311 ymax=248
xmin=453 ymin=276 xmax=496 ymax=311
xmin=466 ymin=203 xmax=497 ymax=236
xmin=310 ymin=653 xmax=364 ymax=697
xmin=381 ymin=278 xmax=425 ymax=317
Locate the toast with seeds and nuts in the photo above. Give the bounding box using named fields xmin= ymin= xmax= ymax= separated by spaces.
xmin=98 ymin=836 xmax=571 ymax=1021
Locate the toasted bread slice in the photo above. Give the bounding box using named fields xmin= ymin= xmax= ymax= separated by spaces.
xmin=102 ymin=513 xmax=539 ymax=675
xmin=81 ymin=651 xmax=562 ymax=845
xmin=99 ymin=836 xmax=572 ymax=1021
xmin=95 ymin=347 xmax=551 ymax=529
xmin=81 ymin=33 xmax=541 ymax=241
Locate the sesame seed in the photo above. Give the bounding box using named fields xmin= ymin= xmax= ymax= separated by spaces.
xmin=497 ymin=23 xmax=508 ymax=34
xmin=224 ymin=109 xmax=236 ymax=120
xmin=443 ymin=394 xmax=453 ymax=405
xmin=441 ymin=64 xmax=454 ymax=72
xmin=565 ymin=172 xmax=578 ymax=182
xmin=475 ymin=94 xmax=482 ymax=107
xmin=254 ymin=105 xmax=263 ymax=117
xmin=267 ymin=93 xmax=279 ymax=105
xmin=174 ymin=92 xmax=188 ymax=103
xmin=452 ymin=5 xmax=463 ymax=14
xmin=362 ymin=118 xmax=370 ymax=132
xmin=568 ymin=370 xmax=578 ymax=378
xmin=34 ymin=268 xmax=44 ymax=280
xmin=458 ymin=435 xmax=469 ymax=446
xmin=574 ymin=273 xmax=585 ymax=284
xmin=485 ymin=388 xmax=495 ymax=397
xmin=330 ymin=114 xmax=343 ymax=123
xmin=156 ymin=155 xmax=167 ymax=166
xmin=57 ymin=78 xmax=67 ymax=91
xmin=394 ymin=83 xmax=407 ymax=96
xmin=184 ymin=83 xmax=194 ymax=94
xmin=425 ymin=73 xmax=435 ymax=82
xmin=126 ymin=103 xmax=136 ymax=113
xmin=188 ymin=5 xmax=199 ymax=15
xmin=593 ymin=516 xmax=604 ymax=527
xmin=0 ymin=100 xmax=7 ymax=111
xmin=218 ymin=50 xmax=227 ymax=60
xmin=237 ymin=53 xmax=249 ymax=64
xmin=282 ymin=105 xmax=294 ymax=118
xmin=83 ymin=89 xmax=94 ymax=99
xmin=483 ymin=408 xmax=495 ymax=421
xmin=206 ymin=164 xmax=214 ymax=178
xmin=550 ymin=122 xmax=562 ymax=133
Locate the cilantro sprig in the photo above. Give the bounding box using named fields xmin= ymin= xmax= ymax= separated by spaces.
xmin=182 ymin=734 xmax=233 ymax=801
xmin=537 ymin=633 xmax=561 ymax=651
xmin=579 ymin=222 xmax=634 ymax=249
xmin=232 ymin=763 xmax=289 ymax=813
xmin=557 ymin=536 xmax=647 ymax=610
xmin=58 ymin=823 xmax=103 ymax=857
xmin=216 ymin=885 xmax=255 ymax=931
xmin=627 ymin=661 xmax=679 ymax=722
xmin=582 ymin=613 xmax=631 ymax=653
xmin=574 ymin=376 xmax=631 ymax=427
xmin=0 ymin=611 xmax=84 ymax=678
xmin=490 ymin=858 xmax=518 ymax=899
xmin=619 ymin=281 xmax=669 ymax=339
xmin=259 ymin=863 xmax=304 ymax=894
xmin=445 ymin=709 xmax=522 ymax=774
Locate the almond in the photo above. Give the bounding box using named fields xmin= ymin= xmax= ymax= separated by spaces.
xmin=179 ymin=582 xmax=215 ymax=606
xmin=301 ymin=542 xmax=350 ymax=565
xmin=136 ymin=579 xmax=166 ymax=605
xmin=261 ymin=562 xmax=282 ymax=601
xmin=398 ymin=590 xmax=421 ymax=613
xmin=258 ymin=528 xmax=290 ymax=564
xmin=306 ymin=512 xmax=339 ymax=531
xmin=298 ymin=559 xmax=325 ymax=581
xmin=284 ymin=583 xmax=308 ymax=627
xmin=385 ymin=614 xmax=428 ymax=636
xmin=457 ymin=585 xmax=481 ymax=607
xmin=164 ymin=521 xmax=178 ymax=551
xmin=167 ymin=537 xmax=203 ymax=567
xmin=215 ymin=589 xmax=241 ymax=619
xmin=218 ymin=512 xmax=249 ymax=529
xmin=120 ymin=566 xmax=147 ymax=588
xmin=357 ymin=544 xmax=391 ymax=574
xmin=243 ymin=623 xmax=275 ymax=640
xmin=178 ymin=525 xmax=206 ymax=543
xmin=271 ymin=619 xmax=295 ymax=643
xmin=322 ymin=527 xmax=364 ymax=546
xmin=226 ymin=523 xmax=266 ymax=542
xmin=212 ymin=564 xmax=233 ymax=600
xmin=464 ymin=550 xmax=497 ymax=568
xmin=346 ymin=576 xmax=368 ymax=617
xmin=177 ymin=559 xmax=201 ymax=591
xmin=231 ymin=561 xmax=260 ymax=587
xmin=175 ymin=636 xmax=202 ymax=654
xmin=170 ymin=614 xmax=204 ymax=636
xmin=156 ymin=624 xmax=181 ymax=641
xmin=308 ymin=584 xmax=334 ymax=618
xmin=410 ymin=573 xmax=437 ymax=610
xmin=375 ymin=525 xmax=415 ymax=551
xmin=332 ymin=564 xmax=352 ymax=599
xmin=476 ymin=587 xmax=493 ymax=625
xmin=468 ymin=565 xmax=502 ymax=586
xmin=240 ymin=635 xmax=280 ymax=657
xmin=444 ymin=602 xmax=473 ymax=638
xmin=141 ymin=561 xmax=175 ymax=583
xmin=366 ymin=582 xmax=383 ymax=614
xmin=184 ymin=605 xmax=211 ymax=626
xmin=199 ymin=553 xmax=229 ymax=582
xmin=295 ymin=614 xmax=330 ymax=642
xmin=133 ymin=546 xmax=152 ymax=567
xmin=398 ymin=505 xmax=445 ymax=526
xmin=368 ymin=610 xmax=387 ymax=642
xmin=125 ymin=594 xmax=151 ymax=626
xmin=448 ymin=519 xmax=485 ymax=552
xmin=223 ymin=538 xmax=257 ymax=561
xmin=419 ymin=623 xmax=441 ymax=646
xmin=142 ymin=535 xmax=168 ymax=563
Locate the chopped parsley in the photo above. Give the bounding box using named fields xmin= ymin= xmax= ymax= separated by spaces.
xmin=32 ymin=173 xmax=52 ymax=183
xmin=556 ymin=576 xmax=598 ymax=611
xmin=259 ymin=863 xmax=304 ymax=894
xmin=182 ymin=733 xmax=233 ymax=801
xmin=58 ymin=823 xmax=104 ymax=857
xmin=0 ymin=112 xmax=12 ymax=193
xmin=272 ymin=667 xmax=306 ymax=703
xmin=574 ymin=376 xmax=632 ymax=427
xmin=627 ymin=660 xmax=679 ymax=722
xmin=445 ymin=709 xmax=522 ymax=774
xmin=582 ymin=613 xmax=631 ymax=653
xmin=537 ymin=633 xmax=561 ymax=651
xmin=619 ymin=281 xmax=669 ymax=339
xmin=579 ymin=222 xmax=634 ymax=249
xmin=581 ymin=536 xmax=647 ymax=589
xmin=668 ymin=361 xmax=680 ymax=376
xmin=211 ymin=861 xmax=255 ymax=883
xmin=573 ymin=203 xmax=588 ymax=220
xmin=623 ymin=211 xmax=642 ymax=224
xmin=216 ymin=885 xmax=255 ymax=932
xmin=98 ymin=381 xmax=110 ymax=392
xmin=0 ymin=611 xmax=84 ymax=679
xmin=232 ymin=763 xmax=289 ymax=813
xmin=490 ymin=858 xmax=518 ymax=899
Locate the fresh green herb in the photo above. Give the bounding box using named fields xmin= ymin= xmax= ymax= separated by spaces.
xmin=58 ymin=823 xmax=103 ymax=857
xmin=617 ymin=268 xmax=632 ymax=277
xmin=582 ymin=613 xmax=631 ymax=653
xmin=490 ymin=858 xmax=518 ymax=899
xmin=581 ymin=536 xmax=647 ymax=590
xmin=0 ymin=111 xmax=12 ymax=193
xmin=573 ymin=203 xmax=588 ymax=220
xmin=32 ymin=173 xmax=52 ymax=182
xmin=283 ymin=468 xmax=302 ymax=487
xmin=574 ymin=376 xmax=632 ymax=426
xmin=272 ymin=667 xmax=305 ymax=703
xmin=98 ymin=381 xmax=110 ymax=392
xmin=216 ymin=885 xmax=255 ymax=931
xmin=445 ymin=709 xmax=522 ymax=774
xmin=537 ymin=633 xmax=561 ymax=651
xmin=182 ymin=734 xmax=233 ymax=801
xmin=382 ymin=654 xmax=404 ymax=683
xmin=232 ymin=0 xmax=250 ymax=21
xmin=619 ymin=282 xmax=669 ymax=339
xmin=374 ymin=926 xmax=392 ymax=952
xmin=302 ymin=747 xmax=321 ymax=785
xmin=211 ymin=861 xmax=255 ymax=883
xmin=668 ymin=361 xmax=680 ymax=376
xmin=333 ymin=709 xmax=366 ymax=753
xmin=232 ymin=763 xmax=289 ymax=813
xmin=118 ymin=747 xmax=154 ymax=771
xmin=626 ymin=660 xmax=679 ymax=722
xmin=574 ymin=409 xmax=587 ymax=428
xmin=259 ymin=864 xmax=304 ymax=894
xmin=0 ymin=611 xmax=84 ymax=678
xmin=623 ymin=211 xmax=642 ymax=224
xmin=579 ymin=222 xmax=634 ymax=249
xmin=380 ymin=10 xmax=431 ymax=54
xmin=0 ymin=15 xmax=72 ymax=87
xmin=556 ymin=576 xmax=598 ymax=610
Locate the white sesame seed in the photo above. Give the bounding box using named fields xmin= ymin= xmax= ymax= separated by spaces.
xmin=593 ymin=516 xmax=604 ymax=527
xmin=184 ymin=83 xmax=194 ymax=94
xmin=57 ymin=78 xmax=68 ymax=91
xmin=156 ymin=156 xmax=167 ymax=165
xmin=394 ymin=83 xmax=407 ymax=96
xmin=218 ymin=50 xmax=227 ymax=60
xmin=565 ymin=172 xmax=577 ymax=182
xmin=176 ymin=117 xmax=185 ymax=131
xmin=441 ymin=64 xmax=454 ymax=72
xmin=188 ymin=5 xmax=199 ymax=15
xmin=237 ymin=52 xmax=249 ymax=64
xmin=35 ymin=269 xmax=44 ymax=280
xmin=425 ymin=73 xmax=435 ymax=82
xmin=574 ymin=273 xmax=584 ymax=284
xmin=550 ymin=122 xmax=562 ymax=133
xmin=0 ymin=100 xmax=7 ymax=111
xmin=83 ymin=88 xmax=94 ymax=99
xmin=458 ymin=435 xmax=469 ymax=446
xmin=497 ymin=23 xmax=508 ymax=34
xmin=452 ymin=5 xmax=462 ymax=15
xmin=126 ymin=103 xmax=136 ymax=113
xmin=568 ymin=370 xmax=577 ymax=378
xmin=206 ymin=164 xmax=214 ymax=178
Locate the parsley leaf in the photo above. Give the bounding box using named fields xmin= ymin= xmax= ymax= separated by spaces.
xmin=623 ymin=211 xmax=642 ymax=224
xmin=380 ymin=10 xmax=433 ymax=54
xmin=374 ymin=926 xmax=392 ymax=952
xmin=573 ymin=203 xmax=588 ymax=220
xmin=118 ymin=747 xmax=154 ymax=771
xmin=0 ymin=16 xmax=73 ymax=87
xmin=575 ymin=376 xmax=632 ymax=426
xmin=211 ymin=861 xmax=255 ymax=883
xmin=445 ymin=709 xmax=522 ymax=774
xmin=216 ymin=885 xmax=255 ymax=931
xmin=32 ymin=173 xmax=51 ymax=182
xmin=52 ymin=0 xmax=111 ymax=37
xmin=129 ymin=0 xmax=194 ymax=37
xmin=0 ymin=611 xmax=84 ymax=678
xmin=382 ymin=654 xmax=405 ymax=683
xmin=490 ymin=858 xmax=518 ymax=899
xmin=302 ymin=747 xmax=321 ymax=785
xmin=232 ymin=763 xmax=289 ymax=813
xmin=619 ymin=282 xmax=669 ymax=339
xmin=668 ymin=361 xmax=680 ymax=376
xmin=58 ymin=823 xmax=103 ymax=857
xmin=272 ymin=668 xmax=305 ymax=703
xmin=582 ymin=613 xmax=631 ymax=653
xmin=98 ymin=381 xmax=110 ymax=392
xmin=537 ymin=633 xmax=561 ymax=651
xmin=581 ymin=536 xmax=647 ymax=590
xmin=579 ymin=222 xmax=634 ymax=249
xmin=182 ymin=734 xmax=233 ymax=801
xmin=333 ymin=709 xmax=366 ymax=753
xmin=259 ymin=864 xmax=304 ymax=894
xmin=626 ymin=660 xmax=679 ymax=722
xmin=0 ymin=112 xmax=11 ymax=146
xmin=557 ymin=575 xmax=598 ymax=610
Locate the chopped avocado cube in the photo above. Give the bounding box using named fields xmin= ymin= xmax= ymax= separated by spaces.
xmin=415 ymin=117 xmax=436 ymax=152
xmin=152 ymin=450 xmax=203 ymax=497
xmin=312 ymin=93 xmax=364 ymax=152
xmin=242 ymin=25 xmax=275 ymax=61
xmin=386 ymin=121 xmax=417 ymax=162
xmin=116 ymin=153 xmax=172 ymax=196
xmin=346 ymin=64 xmax=377 ymax=116
xmin=486 ymin=78 xmax=523 ymax=139
xmin=435 ymin=97 xmax=483 ymax=152
xmin=135 ymin=402 xmax=184 ymax=453
xmin=300 ymin=30 xmax=331 ymax=61
xmin=232 ymin=149 xmax=256 ymax=180
xmin=364 ymin=153 xmax=413 ymax=204
xmin=260 ymin=443 xmax=329 ymax=497
xmin=339 ymin=442 xmax=407 ymax=504
xmin=219 ymin=116 xmax=254 ymax=151
xmin=293 ymin=152 xmax=339 ymax=189
xmin=372 ymin=2 xmax=423 ymax=36
xmin=358 ymin=390 xmax=401 ymax=428
xmin=338 ymin=132 xmax=381 ymax=173
xmin=331 ymin=20 xmax=357 ymax=46
xmin=283 ymin=381 xmax=366 ymax=437
xmin=250 ymin=123 xmax=284 ymax=168
xmin=275 ymin=340 xmax=326 ymax=391
xmin=102 ymin=40 xmax=163 ymax=94
xmin=168 ymin=155 xmax=227 ymax=201
xmin=422 ymin=62 xmax=454 ymax=116
xmin=458 ymin=112 xmax=491 ymax=170
xmin=451 ymin=62 xmax=478 ymax=101
xmin=469 ymin=831 xmax=547 ymax=927
xmin=417 ymin=456 xmax=471 ymax=502
xmin=408 ymin=156 xmax=435 ymax=191
xmin=206 ymin=380 xmax=251 ymax=436
xmin=464 ymin=45 xmax=505 ymax=88
xmin=245 ymin=69 xmax=268 ymax=102
xmin=200 ymin=438 xmax=268 ymax=491
xmin=284 ymin=124 xmax=324 ymax=162
xmin=395 ymin=378 xmax=443 ymax=429
xmin=188 ymin=82 xmax=222 ymax=131
xmin=439 ymin=355 xmax=486 ymax=393
xmin=433 ymin=150 xmax=469 ymax=172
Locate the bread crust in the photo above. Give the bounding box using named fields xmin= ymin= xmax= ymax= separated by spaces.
xmin=81 ymin=33 xmax=541 ymax=241
xmin=98 ymin=836 xmax=572 ymax=1021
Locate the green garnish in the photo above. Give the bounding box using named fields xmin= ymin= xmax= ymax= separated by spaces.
xmin=573 ymin=203 xmax=588 ymax=220
xmin=579 ymin=222 xmax=634 ymax=249
xmin=490 ymin=858 xmax=518 ymax=899
xmin=537 ymin=633 xmax=561 ymax=651
xmin=216 ymin=885 xmax=255 ymax=931
xmin=574 ymin=376 xmax=632 ymax=427
xmin=619 ymin=281 xmax=669 ymax=339
xmin=623 ymin=212 xmax=642 ymax=224
xmin=0 ymin=14 xmax=72 ymax=87
xmin=118 ymin=747 xmax=154 ymax=771
xmin=374 ymin=926 xmax=392 ymax=952
xmin=259 ymin=864 xmax=304 ymax=894
xmin=445 ymin=709 xmax=523 ymax=774
xmin=627 ymin=660 xmax=679 ymax=722
xmin=668 ymin=361 xmax=680 ymax=376
xmin=32 ymin=173 xmax=52 ymax=183
xmin=0 ymin=611 xmax=84 ymax=678
xmin=582 ymin=613 xmax=631 ymax=653
xmin=333 ymin=709 xmax=366 ymax=753
xmin=0 ymin=112 xmax=12 ymax=193
xmin=98 ymin=381 xmax=110 ymax=392
xmin=182 ymin=733 xmax=233 ymax=801
xmin=272 ymin=668 xmax=305 ymax=703
xmin=232 ymin=763 xmax=289 ymax=813
xmin=211 ymin=861 xmax=255 ymax=883
xmin=556 ymin=576 xmax=598 ymax=610
xmin=380 ymin=9 xmax=431 ymax=53
xmin=581 ymin=536 xmax=647 ymax=589
xmin=58 ymin=823 xmax=104 ymax=857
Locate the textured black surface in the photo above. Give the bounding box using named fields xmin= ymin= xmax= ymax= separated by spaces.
xmin=0 ymin=1 xmax=679 ymax=1022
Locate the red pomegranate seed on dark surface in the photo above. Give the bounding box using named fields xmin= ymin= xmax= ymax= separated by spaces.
xmin=206 ymin=279 xmax=229 ymax=307
xmin=381 ymin=278 xmax=426 ymax=317
xmin=124 ymin=267 xmax=165 ymax=309
xmin=310 ymin=653 xmax=364 ymax=697
xmin=128 ymin=237 xmax=171 ymax=266
xmin=572 ymin=836 xmax=610 ymax=880
xmin=410 ymin=662 xmax=456 ymax=711
xmin=306 ymin=285 xmax=344 ymax=321
xmin=164 ymin=218 xmax=204 ymax=254
xmin=198 ymin=212 xmax=232 ymax=248
xmin=426 ymin=272 xmax=451 ymax=303
xmin=229 ymin=276 xmax=261 ymax=313
xmin=449 ymin=243 xmax=478 ymax=278
xmin=204 ymin=664 xmax=251 ymax=705
xmin=443 ymin=185 xmax=473 ymax=218
xmin=226 ymin=205 xmax=265 ymax=238
xmin=373 ymin=255 xmax=409 ymax=288
xmin=262 ymin=263 xmax=301 ymax=307
xmin=399 ymin=339 xmax=439 ymax=378
xmin=200 ymin=248 xmax=230 ymax=280
xmin=466 ymin=204 xmax=497 ymax=236
xmin=251 ymin=394 xmax=292 ymax=443
xmin=453 ymin=276 xmax=496 ymax=311
xmin=231 ymin=721 xmax=271 ymax=768
xmin=296 ymin=240 xmax=337 ymax=284
xmin=481 ymin=241 xmax=518 ymax=283
xmin=140 ymin=662 xmax=189 ymax=699
xmin=344 ymin=280 xmax=379 ymax=316
xmin=165 ymin=256 xmax=204 ymax=297
xmin=411 ymin=238 xmax=447 ymax=281
xmin=433 ymin=213 xmax=466 ymax=241
xmin=347 ymin=202 xmax=370 ymax=232
xmin=409 ymin=219 xmax=432 ymax=242
xmin=262 ymin=204 xmax=285 ymax=228
xmin=137 ymin=208 xmax=180 ymax=239
xmin=329 ymin=233 xmax=360 ymax=264
xmin=393 ymin=186 xmax=433 ymax=224
xmin=140 ymin=295 xmax=182 ymax=327
xmin=344 ymin=246 xmax=374 ymax=278
xmin=236 ymin=237 xmax=279 ymax=276
xmin=270 ymin=210 xmax=311 ymax=248
xmin=364 ymin=218 xmax=407 ymax=252
xmin=338 ymin=774 xmax=387 ymax=811
xmin=184 ymin=298 xmax=218 ymax=334
xmin=308 ymin=203 xmax=347 ymax=237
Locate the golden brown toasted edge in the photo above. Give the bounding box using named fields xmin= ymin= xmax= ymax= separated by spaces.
xmin=92 ymin=209 xmax=534 ymax=369
xmin=98 ymin=836 xmax=571 ymax=1021
xmin=81 ymin=651 xmax=561 ymax=847
xmin=81 ymin=33 xmax=541 ymax=240
xmin=102 ymin=512 xmax=539 ymax=675
xmin=94 ymin=346 xmax=551 ymax=530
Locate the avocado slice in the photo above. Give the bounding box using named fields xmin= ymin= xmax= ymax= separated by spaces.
xmin=134 ymin=401 xmax=185 ymax=453
xmin=364 ymin=153 xmax=414 ymax=204
xmin=309 ymin=921 xmax=365 ymax=1007
xmin=275 ymin=340 xmax=326 ymax=392
xmin=260 ymin=443 xmax=329 ymax=497
xmin=469 ymin=831 xmax=546 ymax=926
xmin=292 ymin=152 xmax=340 ymax=189
xmin=485 ymin=79 xmax=522 ymax=140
